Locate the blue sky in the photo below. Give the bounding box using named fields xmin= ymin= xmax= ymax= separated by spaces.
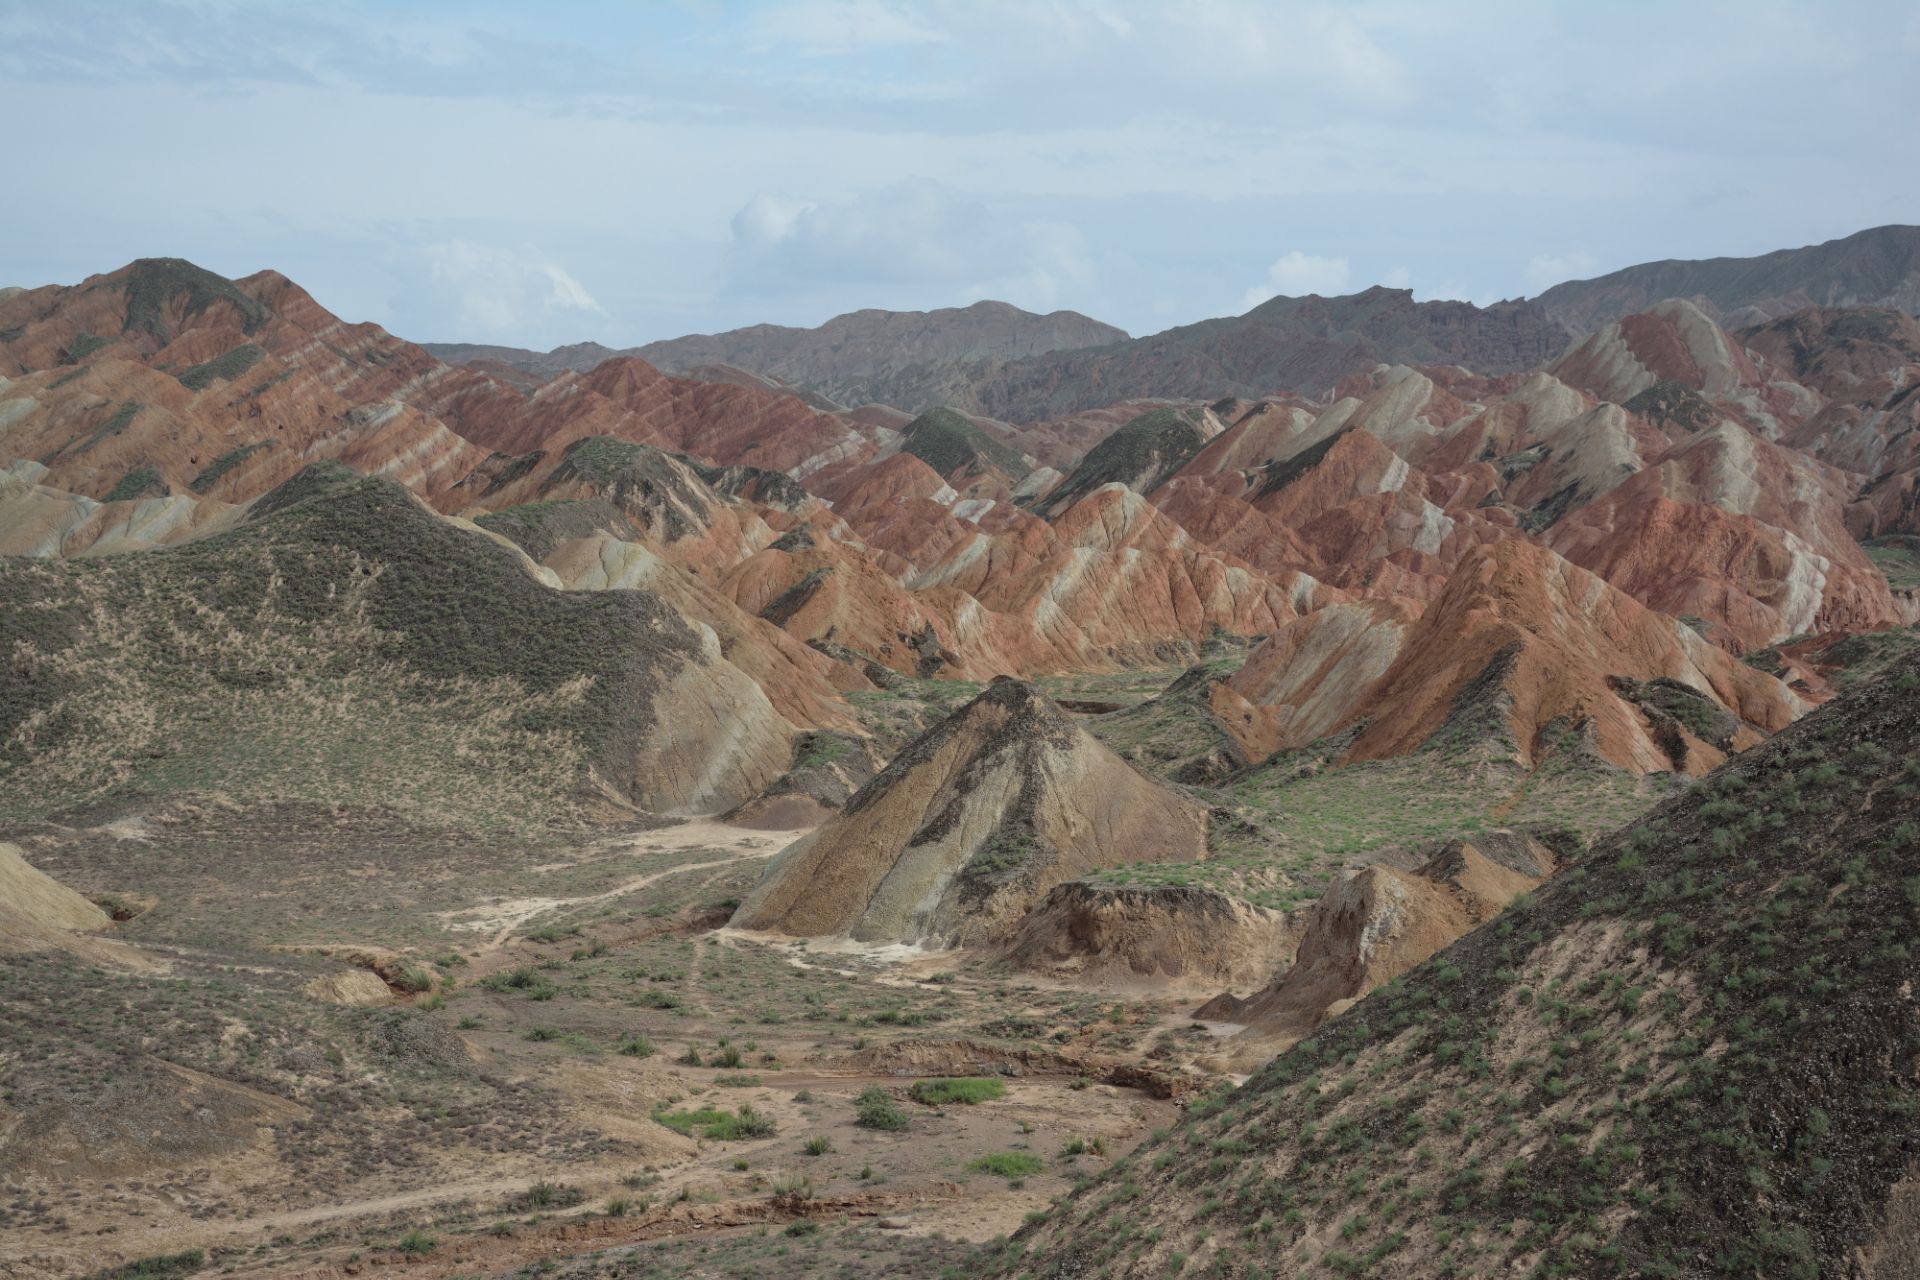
xmin=3 ymin=0 xmax=1916 ymax=348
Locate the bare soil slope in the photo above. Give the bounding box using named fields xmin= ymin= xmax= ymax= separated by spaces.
xmin=730 ymin=679 xmax=1209 ymax=946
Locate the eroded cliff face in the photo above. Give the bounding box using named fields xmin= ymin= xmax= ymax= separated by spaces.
xmin=1197 ymin=831 xmax=1557 ymax=1050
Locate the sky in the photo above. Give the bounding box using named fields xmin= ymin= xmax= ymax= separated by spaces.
xmin=3 ymin=0 xmax=1917 ymax=349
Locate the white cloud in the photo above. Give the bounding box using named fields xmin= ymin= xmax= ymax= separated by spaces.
xmin=423 ymin=241 xmax=606 ymax=337
xmin=1525 ymin=250 xmax=1599 ymax=292
xmin=745 ymin=0 xmax=948 ymax=56
xmin=727 ymin=181 xmax=1091 ymax=311
xmin=1241 ymin=250 xmax=1351 ymax=309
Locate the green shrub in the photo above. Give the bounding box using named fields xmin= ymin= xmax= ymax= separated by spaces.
xmin=388 ymin=963 xmax=433 ymax=994
xmin=479 ymin=967 xmax=558 ymax=1000
xmin=506 ymin=1180 xmax=585 ymax=1212
xmin=804 ymin=1135 xmax=833 ymax=1156
xmin=854 ymin=1086 xmax=911 ymax=1131
xmin=395 ymin=1230 xmax=436 ymax=1256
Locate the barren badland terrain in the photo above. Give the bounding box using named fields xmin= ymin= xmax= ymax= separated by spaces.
xmin=5 ymin=224 xmax=1920 ymax=1280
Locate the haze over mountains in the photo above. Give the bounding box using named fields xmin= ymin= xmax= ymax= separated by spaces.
xmin=6 ymin=221 xmax=1920 ymax=1279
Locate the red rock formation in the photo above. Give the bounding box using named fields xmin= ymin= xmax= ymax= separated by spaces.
xmin=1547 ymin=423 xmax=1900 ymax=649
xmin=1335 ymin=539 xmax=1807 ymax=775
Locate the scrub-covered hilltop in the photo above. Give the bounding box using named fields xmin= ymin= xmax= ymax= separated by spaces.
xmin=1011 ymin=651 xmax=1920 ymax=1279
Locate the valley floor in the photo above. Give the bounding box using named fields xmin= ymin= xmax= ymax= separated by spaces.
xmin=1 ymin=811 xmax=1199 ymax=1280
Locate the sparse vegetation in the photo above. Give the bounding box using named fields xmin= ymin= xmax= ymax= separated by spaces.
xmin=103 ymin=465 xmax=165 ymax=502
xmin=86 ymin=1251 xmax=205 ymax=1280
xmin=189 ymin=441 xmax=271 ymax=493
xmin=900 ymin=406 xmax=1031 ymax=480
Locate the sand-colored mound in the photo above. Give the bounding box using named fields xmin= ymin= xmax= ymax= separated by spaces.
xmin=0 ymin=1060 xmax=307 ymax=1181
xmin=0 ymin=842 xmax=108 ymax=933
xmin=0 ymin=843 xmax=156 ymax=971
xmin=998 ymin=881 xmax=1296 ymax=996
xmin=730 ymin=679 xmax=1209 ymax=947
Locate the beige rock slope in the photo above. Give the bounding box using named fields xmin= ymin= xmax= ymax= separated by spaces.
xmin=0 ymin=842 xmax=151 ymax=970
xmin=729 ymin=679 xmax=1210 ymax=947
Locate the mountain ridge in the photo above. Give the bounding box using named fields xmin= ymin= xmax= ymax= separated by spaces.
xmin=1535 ymin=224 xmax=1920 ymax=334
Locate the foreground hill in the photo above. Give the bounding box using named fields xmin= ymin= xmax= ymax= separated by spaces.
xmin=1535 ymin=224 xmax=1920 ymax=334
xmin=1010 ymin=650 xmax=1920 ymax=1278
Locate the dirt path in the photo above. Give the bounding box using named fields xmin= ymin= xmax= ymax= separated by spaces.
xmin=430 ymin=820 xmax=808 ymax=949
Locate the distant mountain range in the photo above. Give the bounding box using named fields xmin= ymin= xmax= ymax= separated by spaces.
xmin=424 ymin=299 xmax=1127 ymax=415
xmin=428 ymin=226 xmax=1920 ymax=424
xmin=1535 ymin=224 xmax=1920 ymax=333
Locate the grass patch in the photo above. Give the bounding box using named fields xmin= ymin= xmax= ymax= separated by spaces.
xmin=176 ymin=343 xmax=265 ymax=391
xmin=970 ymin=1152 xmax=1044 ymax=1179
xmin=103 ymin=465 xmax=166 ymax=503
xmin=900 ymin=406 xmax=1031 ymax=480
xmin=908 ymin=1077 xmax=1007 ymax=1106
xmin=64 ymin=330 xmax=114 ymax=362
xmin=189 ymin=441 xmax=271 ymax=494
xmin=1865 ymin=537 xmax=1920 ymax=590
xmin=652 ymin=1103 xmax=777 ymax=1141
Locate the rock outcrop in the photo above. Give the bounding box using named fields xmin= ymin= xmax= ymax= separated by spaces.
xmin=998 ymin=880 xmax=1296 ymax=996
